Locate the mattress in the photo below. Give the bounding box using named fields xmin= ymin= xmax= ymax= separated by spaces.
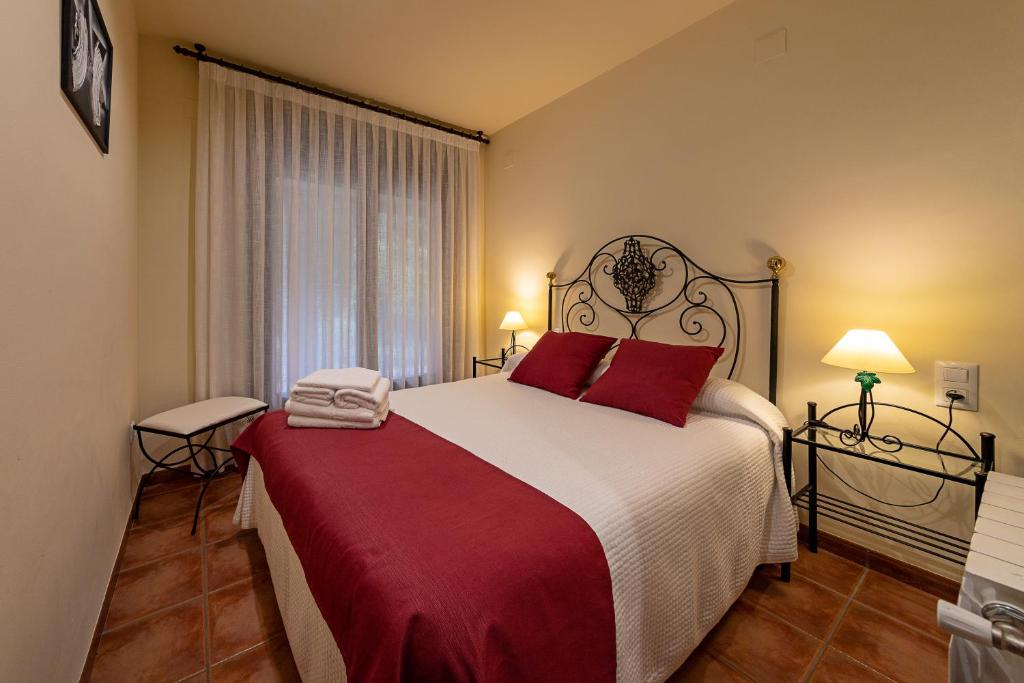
xmin=235 ymin=373 xmax=797 ymax=682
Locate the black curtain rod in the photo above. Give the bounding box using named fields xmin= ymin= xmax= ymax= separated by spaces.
xmin=173 ymin=43 xmax=490 ymax=145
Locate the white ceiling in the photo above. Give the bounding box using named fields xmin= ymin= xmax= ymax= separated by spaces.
xmin=135 ymin=0 xmax=735 ymax=134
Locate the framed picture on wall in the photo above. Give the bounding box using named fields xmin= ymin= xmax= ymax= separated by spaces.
xmin=60 ymin=0 xmax=113 ymax=153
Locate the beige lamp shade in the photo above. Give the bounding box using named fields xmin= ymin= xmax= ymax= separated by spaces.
xmin=499 ymin=311 xmax=527 ymax=331
xmin=821 ymin=329 xmax=915 ymax=374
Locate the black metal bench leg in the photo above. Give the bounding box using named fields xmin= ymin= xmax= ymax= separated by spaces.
xmin=133 ymin=470 xmax=150 ymax=521
xmin=134 ymin=430 xmax=186 ymax=522
xmin=186 ymin=434 xmax=213 ymax=536
xmin=781 ymin=562 xmax=791 ymax=582
xmin=191 ymin=475 xmax=213 ymax=536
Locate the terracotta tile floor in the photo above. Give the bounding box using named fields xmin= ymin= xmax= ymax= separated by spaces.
xmin=87 ymin=472 xmax=299 ymax=683
xmin=671 ymin=544 xmax=954 ymax=683
xmin=88 ymin=474 xmax=954 ymax=682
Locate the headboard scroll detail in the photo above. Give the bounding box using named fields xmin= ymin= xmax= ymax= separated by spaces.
xmin=546 ymin=235 xmax=784 ymax=403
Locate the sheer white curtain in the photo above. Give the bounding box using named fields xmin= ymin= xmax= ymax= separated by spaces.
xmin=194 ymin=62 xmax=482 ymax=407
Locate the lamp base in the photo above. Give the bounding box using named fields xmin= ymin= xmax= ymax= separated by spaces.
xmin=838 ymin=375 xmax=902 ymax=452
xmin=506 ymin=330 xmax=530 ymax=355
xmin=854 ymin=386 xmax=869 ymax=443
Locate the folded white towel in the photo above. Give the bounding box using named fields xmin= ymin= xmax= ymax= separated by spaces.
xmin=285 ymin=399 xmax=389 ymax=424
xmin=289 ymin=394 xmax=334 ymax=407
xmin=296 ymin=367 xmax=381 ymax=393
xmin=286 ymin=414 xmax=388 ymax=430
xmin=333 ymin=378 xmax=391 ymax=410
xmin=289 ymin=386 xmax=335 ymax=406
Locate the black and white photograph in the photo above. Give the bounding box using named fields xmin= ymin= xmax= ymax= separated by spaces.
xmin=60 ymin=0 xmax=112 ymax=153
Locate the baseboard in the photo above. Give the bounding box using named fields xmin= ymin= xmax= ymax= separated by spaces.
xmin=799 ymin=524 xmax=960 ymax=601
xmin=78 ymin=466 xmax=189 ymax=682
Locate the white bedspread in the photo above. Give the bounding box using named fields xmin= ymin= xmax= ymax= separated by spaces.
xmin=237 ymin=373 xmax=797 ymax=683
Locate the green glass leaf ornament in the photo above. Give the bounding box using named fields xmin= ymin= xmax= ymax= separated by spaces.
xmin=855 ymin=371 xmax=882 ymax=392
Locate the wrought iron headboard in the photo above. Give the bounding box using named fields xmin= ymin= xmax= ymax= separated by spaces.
xmin=546 ymin=235 xmax=786 ymax=403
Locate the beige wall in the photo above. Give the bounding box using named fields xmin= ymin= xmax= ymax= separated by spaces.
xmin=0 ymin=0 xmax=139 ymax=680
xmin=485 ymin=0 xmax=1024 ymax=576
xmin=138 ymin=36 xmax=197 ymax=428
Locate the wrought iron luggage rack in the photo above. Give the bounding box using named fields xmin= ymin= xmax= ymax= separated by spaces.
xmin=784 ymin=400 xmax=996 ymax=566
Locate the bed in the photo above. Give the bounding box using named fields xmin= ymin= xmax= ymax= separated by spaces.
xmin=231 ymin=235 xmax=798 ymax=682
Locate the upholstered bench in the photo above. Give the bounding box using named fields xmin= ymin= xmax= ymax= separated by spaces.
xmin=133 ymin=397 xmax=269 ymax=534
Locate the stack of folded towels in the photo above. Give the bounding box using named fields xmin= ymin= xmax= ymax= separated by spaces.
xmin=285 ymin=367 xmax=391 ymax=429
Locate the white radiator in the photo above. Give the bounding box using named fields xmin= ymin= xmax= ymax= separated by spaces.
xmin=939 ymin=472 xmax=1024 ymax=682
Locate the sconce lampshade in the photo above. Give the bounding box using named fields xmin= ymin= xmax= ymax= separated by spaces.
xmin=499 ymin=311 xmax=527 ymax=331
xmin=821 ymin=329 xmax=915 ymax=374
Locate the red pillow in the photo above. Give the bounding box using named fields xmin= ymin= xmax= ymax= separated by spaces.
xmin=581 ymin=339 xmax=724 ymax=426
xmin=509 ymin=331 xmax=617 ymax=398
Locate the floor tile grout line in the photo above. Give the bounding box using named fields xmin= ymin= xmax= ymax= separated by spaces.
xmin=101 ymin=486 xmax=217 ymax=636
xmin=119 ymin=544 xmax=202 ymax=576
xmin=89 ymin=484 xmax=254 ymax=681
xmin=209 ymin=634 xmax=283 ymax=671
xmin=801 ymin=567 xmax=868 ymax=682
xmin=100 ymin=549 xmax=204 ymax=634
xmin=200 ymin=512 xmax=213 ymax=682
xmin=134 ymin=492 xmax=238 ymax=521
xmin=130 ymin=510 xmax=198 ymax=532
xmin=829 ymin=650 xmax=899 ymax=683
xmin=788 ymin=553 xmax=950 ymax=643
xmin=735 ymin=595 xmax=829 ymax=645
xmin=789 ymin=567 xmax=860 ymax=597
xmin=845 ymin=591 xmax=951 ymax=646
xmin=132 ymin=485 xmax=241 ymax=532
xmin=711 ymin=599 xmax=826 ymax=680
xmin=130 ymin=504 xmax=200 ymax=532
xmin=208 ymin=567 xmax=272 ymax=596
xmin=760 ymin=565 xmax=851 ymax=602
xmin=99 ymin=595 xmax=205 ymax=637
xmin=792 ymin=549 xmax=956 ymax=606
xmin=706 ymin=649 xmax=756 ymax=681
xmin=139 ymin=479 xmax=201 ymax=499
xmin=207 ymin=565 xmax=271 ymax=597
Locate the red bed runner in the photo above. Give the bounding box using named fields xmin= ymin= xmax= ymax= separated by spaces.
xmin=231 ymin=410 xmax=616 ymax=683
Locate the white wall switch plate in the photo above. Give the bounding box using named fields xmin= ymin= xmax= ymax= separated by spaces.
xmin=935 ymin=361 xmax=979 ymax=411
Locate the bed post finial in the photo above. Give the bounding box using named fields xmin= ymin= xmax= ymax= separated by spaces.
xmin=766 ymin=256 xmax=784 ymax=405
xmin=546 ymin=272 xmax=557 ymax=331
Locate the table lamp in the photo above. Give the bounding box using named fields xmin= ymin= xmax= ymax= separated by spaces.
xmin=821 ymin=329 xmax=915 ymax=442
xmin=499 ymin=311 xmax=528 ymax=353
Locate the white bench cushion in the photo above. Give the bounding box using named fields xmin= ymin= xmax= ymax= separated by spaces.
xmin=137 ymin=397 xmax=268 ymax=436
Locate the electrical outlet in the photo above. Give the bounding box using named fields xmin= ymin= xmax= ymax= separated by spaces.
xmin=935 ymin=361 xmax=979 ymax=411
